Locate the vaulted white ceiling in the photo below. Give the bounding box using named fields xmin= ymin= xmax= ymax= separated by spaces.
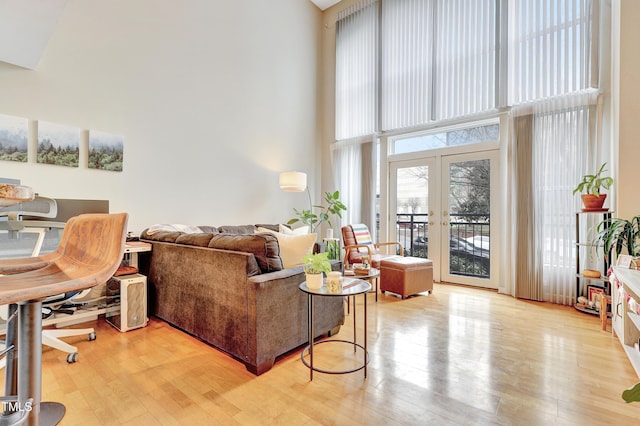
xmin=0 ymin=0 xmax=339 ymax=70
xmin=0 ymin=0 xmax=67 ymax=69
xmin=310 ymin=0 xmax=341 ymax=10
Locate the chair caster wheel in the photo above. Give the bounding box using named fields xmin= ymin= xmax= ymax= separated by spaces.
xmin=67 ymin=353 xmax=78 ymax=363
xmin=88 ymin=332 xmax=96 ymax=341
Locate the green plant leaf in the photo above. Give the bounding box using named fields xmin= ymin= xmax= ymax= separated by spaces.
xmin=288 ymin=188 xmax=348 ymax=234
xmin=622 ymin=382 xmax=640 ymax=403
xmin=303 ymin=252 xmax=332 ymax=274
xmin=574 ymin=163 xmax=613 ymax=196
xmin=595 ymin=215 xmax=640 ymax=261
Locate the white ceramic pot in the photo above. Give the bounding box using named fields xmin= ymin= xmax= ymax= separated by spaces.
xmin=305 ymin=273 xmax=323 ymax=290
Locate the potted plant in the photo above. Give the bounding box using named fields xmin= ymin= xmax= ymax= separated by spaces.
xmin=595 ymin=215 xmax=640 ymax=262
xmin=573 ymin=162 xmax=614 ymax=211
xmin=288 ymin=190 xmax=347 ymax=234
xmin=303 ymin=252 xmax=332 ymax=289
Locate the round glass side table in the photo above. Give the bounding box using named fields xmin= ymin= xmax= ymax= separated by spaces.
xmin=299 ymin=277 xmax=371 ymax=381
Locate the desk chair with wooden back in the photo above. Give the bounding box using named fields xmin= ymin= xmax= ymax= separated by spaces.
xmin=0 ymin=195 xmax=101 ymax=365
xmin=0 ymin=212 xmax=127 ymax=425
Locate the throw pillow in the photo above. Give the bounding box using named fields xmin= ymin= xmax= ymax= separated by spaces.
xmin=279 ymin=224 xmax=310 ymax=235
xmin=257 ymin=228 xmax=316 ymax=268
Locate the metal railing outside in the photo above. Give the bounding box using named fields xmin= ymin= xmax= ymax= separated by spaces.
xmin=378 ymin=213 xmax=490 ymax=279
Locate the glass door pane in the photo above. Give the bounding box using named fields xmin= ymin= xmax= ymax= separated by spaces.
xmin=389 ymin=158 xmax=438 ymax=271
xmin=442 ymin=152 xmax=499 ymax=288
xmin=448 ymin=159 xmax=490 ymax=277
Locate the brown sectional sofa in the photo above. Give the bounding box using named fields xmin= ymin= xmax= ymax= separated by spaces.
xmin=139 ymin=224 xmax=344 ymax=375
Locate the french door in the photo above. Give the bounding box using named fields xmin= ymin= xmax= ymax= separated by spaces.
xmin=389 ymin=150 xmax=500 ymax=288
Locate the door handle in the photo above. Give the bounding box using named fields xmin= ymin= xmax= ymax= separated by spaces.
xmin=428 ymin=222 xmax=434 ymax=226
xmin=442 ymin=221 xmax=449 ymax=226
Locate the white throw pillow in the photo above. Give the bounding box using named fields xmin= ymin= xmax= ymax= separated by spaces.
xmin=257 ymin=228 xmax=316 ymax=268
xmin=279 ymin=224 xmax=310 ymax=235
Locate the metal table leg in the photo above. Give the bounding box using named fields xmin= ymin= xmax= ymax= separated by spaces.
xmin=363 ymin=291 xmax=367 ymax=378
xmin=353 ymin=295 xmax=357 ymax=353
xmin=308 ymin=294 xmax=313 ymax=381
xmin=18 ymin=300 xmax=65 ymax=426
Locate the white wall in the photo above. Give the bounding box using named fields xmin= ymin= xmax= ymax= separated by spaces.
xmin=0 ymin=0 xmax=323 ymax=232
xmin=614 ymin=0 xmax=640 ymax=219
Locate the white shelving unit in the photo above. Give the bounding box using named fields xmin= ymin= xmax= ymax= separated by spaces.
xmin=612 ymin=266 xmax=640 ymax=378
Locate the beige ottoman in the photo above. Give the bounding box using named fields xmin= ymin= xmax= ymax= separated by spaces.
xmin=380 ymin=257 xmax=433 ymax=299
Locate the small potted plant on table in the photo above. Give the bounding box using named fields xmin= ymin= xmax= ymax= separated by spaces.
xmin=303 ymin=252 xmax=331 ymax=290
xmin=573 ymin=162 xmax=614 ymax=211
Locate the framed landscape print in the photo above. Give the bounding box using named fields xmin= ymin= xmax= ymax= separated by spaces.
xmin=89 ymin=130 xmax=123 ymax=172
xmin=37 ymin=121 xmax=80 ymax=167
xmin=0 ymin=113 xmax=28 ymax=162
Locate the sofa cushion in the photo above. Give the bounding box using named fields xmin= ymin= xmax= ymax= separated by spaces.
xmin=255 ymin=224 xmax=280 ymax=232
xmin=140 ymin=230 xmax=182 ymax=243
xmin=257 ymin=228 xmax=317 ymax=268
xmin=279 ymin=224 xmax=309 ymax=235
xmin=208 ymin=233 xmax=283 ymax=273
xmin=197 ymin=226 xmax=219 ymax=234
xmin=218 ymin=224 xmax=258 ymax=234
xmin=175 ymin=232 xmax=216 ymax=247
xmin=144 ymin=224 xmax=204 ymax=235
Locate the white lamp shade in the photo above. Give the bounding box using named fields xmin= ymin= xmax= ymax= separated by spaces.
xmin=279 ymin=171 xmax=307 ymax=192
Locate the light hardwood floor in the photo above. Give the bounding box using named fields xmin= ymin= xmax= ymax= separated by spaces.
xmin=20 ymin=283 xmax=640 ymax=425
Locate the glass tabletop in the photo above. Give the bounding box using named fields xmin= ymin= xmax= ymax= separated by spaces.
xmin=299 ymin=277 xmax=371 ymax=296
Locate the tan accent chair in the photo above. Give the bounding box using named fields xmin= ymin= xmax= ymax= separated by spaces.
xmin=0 ymin=213 xmax=127 ymax=425
xmin=341 ymin=224 xmax=404 ymax=269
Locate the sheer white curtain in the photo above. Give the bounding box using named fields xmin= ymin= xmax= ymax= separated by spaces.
xmin=335 ymin=0 xmax=378 ymax=141
xmin=331 ymin=140 xmax=362 ymax=228
xmin=334 ymin=0 xmax=378 ymax=237
xmin=381 ymin=0 xmax=499 ymax=129
xmin=501 ymin=0 xmax=603 ymax=304
xmin=533 ymin=93 xmax=600 ymax=304
xmin=432 ymin=0 xmax=498 ymax=120
xmin=505 ymin=91 xmax=602 ymax=303
xmin=509 ymin=0 xmax=597 ymax=104
xmin=381 ymin=0 xmax=433 ymax=129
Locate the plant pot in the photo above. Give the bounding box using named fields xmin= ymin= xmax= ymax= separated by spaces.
xmin=305 ymin=272 xmax=323 ymax=290
xmin=581 ymin=194 xmax=607 ymax=211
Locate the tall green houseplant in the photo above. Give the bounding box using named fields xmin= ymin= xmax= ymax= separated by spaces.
xmin=288 ymin=190 xmax=347 ymax=234
xmin=595 ymin=215 xmax=640 ymax=261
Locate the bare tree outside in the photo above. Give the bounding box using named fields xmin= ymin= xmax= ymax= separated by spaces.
xmin=449 ymin=160 xmax=490 ymax=221
xmin=406 ymin=197 xmax=421 ymax=213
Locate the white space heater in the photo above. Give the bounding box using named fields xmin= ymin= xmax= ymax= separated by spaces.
xmin=106 ymin=274 xmax=148 ymax=332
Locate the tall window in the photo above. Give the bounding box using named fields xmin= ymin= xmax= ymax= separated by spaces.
xmin=509 ymin=0 xmax=596 ymax=104
xmin=432 ymin=0 xmax=498 ymax=120
xmin=334 ymin=0 xmax=605 ymax=304
xmin=335 ymin=0 xmax=597 ymax=138
xmin=335 ymin=0 xmax=378 ymax=141
xmin=380 ymin=0 xmax=433 ymax=129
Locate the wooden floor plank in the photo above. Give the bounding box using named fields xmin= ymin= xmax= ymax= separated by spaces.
xmin=4 ymin=282 xmax=638 ymax=425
